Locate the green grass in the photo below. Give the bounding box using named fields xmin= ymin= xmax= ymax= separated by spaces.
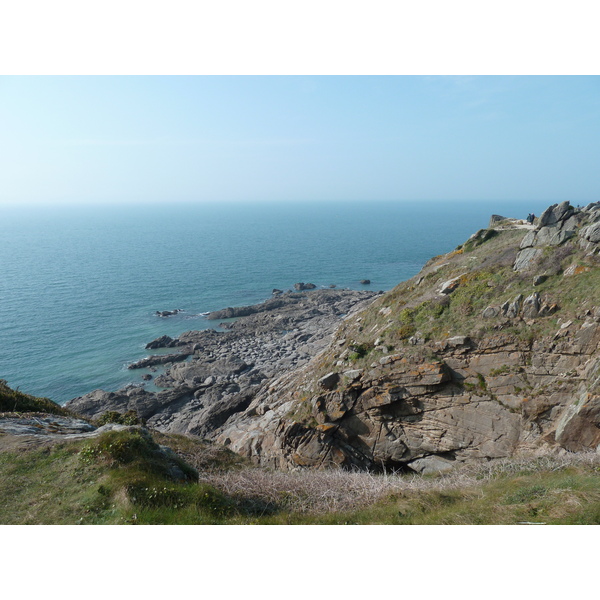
xmin=0 ymin=379 xmax=71 ymax=416
xmin=3 ymin=426 xmax=600 ymax=524
xmin=311 ymin=224 xmax=600 ymax=385
xmin=0 ymin=429 xmax=237 ymax=524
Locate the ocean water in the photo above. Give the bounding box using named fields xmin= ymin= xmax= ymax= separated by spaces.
xmin=0 ymin=199 xmax=551 ymax=404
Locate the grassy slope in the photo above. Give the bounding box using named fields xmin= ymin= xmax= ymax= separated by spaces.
xmin=2 ymin=425 xmax=600 ymax=524
xmin=0 ymin=379 xmax=71 ymax=416
xmin=308 ymin=225 xmax=600 ymax=382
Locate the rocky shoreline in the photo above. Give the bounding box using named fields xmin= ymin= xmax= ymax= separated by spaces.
xmin=66 ymin=288 xmax=381 ymax=437
xmin=12 ymin=201 xmax=600 ymax=476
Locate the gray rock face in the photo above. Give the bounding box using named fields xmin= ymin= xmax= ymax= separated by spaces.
xmin=505 ymin=294 xmax=523 ymax=318
xmin=515 ymin=202 xmax=581 ymax=272
xmin=522 ymin=292 xmax=541 ymax=318
xmin=488 ymin=214 xmax=507 ymax=227
xmin=318 ymin=372 xmax=340 ymax=390
xmin=519 ymin=230 xmax=537 ymax=249
xmin=482 ymin=306 xmax=500 ymax=318
xmin=534 ymin=228 xmax=575 ymax=247
xmin=582 ymin=222 xmax=600 ymax=244
xmin=145 ymin=335 xmax=175 ymax=349
xmin=514 ymin=248 xmax=542 ymax=271
xmin=483 ymin=292 xmax=556 ymax=321
xmin=538 ymin=201 xmax=574 ymax=227
xmin=294 ymin=282 xmax=317 ymax=291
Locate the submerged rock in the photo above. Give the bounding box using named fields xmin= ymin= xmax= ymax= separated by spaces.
xmin=155 ymin=310 xmax=182 ymax=317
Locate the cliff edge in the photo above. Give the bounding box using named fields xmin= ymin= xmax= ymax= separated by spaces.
xmin=213 ymin=201 xmax=600 ymax=472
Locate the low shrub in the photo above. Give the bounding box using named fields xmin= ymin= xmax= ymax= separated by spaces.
xmin=96 ymin=410 xmax=143 ymax=426
xmin=0 ymin=379 xmax=68 ymax=416
xmin=79 ymin=429 xmax=159 ymax=466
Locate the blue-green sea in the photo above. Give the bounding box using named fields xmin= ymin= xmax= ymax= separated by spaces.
xmin=0 ymin=200 xmax=551 ymax=404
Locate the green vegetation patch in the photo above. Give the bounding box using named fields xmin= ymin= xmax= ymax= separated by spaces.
xmin=348 ymin=342 xmax=374 ymax=362
xmin=0 ymin=379 xmax=69 ymax=416
xmin=3 ymin=430 xmax=600 ymax=524
xmin=95 ymin=410 xmax=143 ymax=426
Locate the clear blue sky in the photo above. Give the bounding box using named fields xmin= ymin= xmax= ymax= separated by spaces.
xmin=1 ymin=76 xmax=599 ymax=205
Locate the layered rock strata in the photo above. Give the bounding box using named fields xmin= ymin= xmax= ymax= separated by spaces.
xmin=212 ymin=202 xmax=600 ymax=472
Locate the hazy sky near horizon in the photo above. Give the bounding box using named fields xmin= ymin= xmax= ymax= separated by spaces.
xmin=1 ymin=76 xmax=599 ymax=205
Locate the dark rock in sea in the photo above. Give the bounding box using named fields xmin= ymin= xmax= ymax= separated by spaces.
xmin=142 ymin=374 xmax=153 ymax=381
xmin=155 ymin=309 xmax=182 ymax=318
xmin=145 ymin=335 xmax=174 ymax=349
xmin=360 ymin=279 xmax=371 ymax=285
xmin=329 ymin=284 xmax=336 ymax=288
xmin=272 ymin=289 xmax=283 ymax=295
xmin=294 ymin=282 xmax=316 ymax=291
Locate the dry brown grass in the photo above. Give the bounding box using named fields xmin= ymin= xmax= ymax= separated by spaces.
xmin=196 ymin=452 xmax=600 ymax=515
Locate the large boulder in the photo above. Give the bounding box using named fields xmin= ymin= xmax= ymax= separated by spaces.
xmin=582 ymin=222 xmax=600 ymax=244
xmin=538 ymin=201 xmax=574 ymax=227
xmin=145 ymin=335 xmax=174 ymax=349
xmin=514 ymin=248 xmax=542 ymax=271
xmin=294 ymin=282 xmax=317 ymax=291
xmin=488 ymin=214 xmax=507 ymax=228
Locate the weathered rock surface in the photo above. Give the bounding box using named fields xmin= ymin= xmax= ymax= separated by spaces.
xmin=514 ymin=201 xmax=585 ymax=271
xmin=216 ymin=319 xmax=600 ymax=471
xmin=209 ymin=202 xmax=600 ymax=471
xmin=0 ymin=414 xmax=96 ymax=437
xmin=128 ymin=353 xmax=191 ymax=369
xmin=66 ymin=289 xmax=381 ymax=438
xmin=294 ymin=282 xmax=317 ymax=291
xmin=145 ymin=335 xmax=175 ymax=349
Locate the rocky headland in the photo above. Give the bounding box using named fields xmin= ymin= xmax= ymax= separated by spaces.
xmin=7 ymin=201 xmax=600 ymax=526
xmin=61 ymin=201 xmax=600 ymax=475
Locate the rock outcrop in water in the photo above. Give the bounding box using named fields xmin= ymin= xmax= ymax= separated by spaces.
xmin=66 ymin=289 xmax=380 ymax=438
xmin=67 ymin=202 xmax=600 ymax=474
